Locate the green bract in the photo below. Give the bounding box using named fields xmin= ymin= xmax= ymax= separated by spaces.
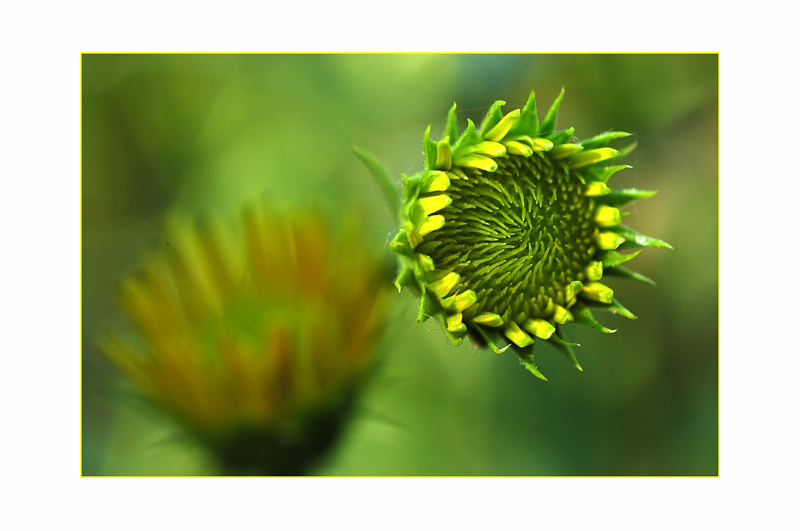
xmin=359 ymin=89 xmax=670 ymax=380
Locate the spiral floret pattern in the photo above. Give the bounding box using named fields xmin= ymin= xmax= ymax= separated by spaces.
xmin=389 ymin=90 xmax=671 ymax=379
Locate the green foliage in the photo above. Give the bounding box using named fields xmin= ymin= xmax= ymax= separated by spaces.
xmin=83 ymin=54 xmax=718 ymax=477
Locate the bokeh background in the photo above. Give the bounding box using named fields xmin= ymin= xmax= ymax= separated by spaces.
xmin=82 ymin=54 xmax=718 ymax=476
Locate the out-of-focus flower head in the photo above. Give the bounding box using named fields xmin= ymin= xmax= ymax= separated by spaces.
xmin=102 ymin=202 xmax=393 ymax=475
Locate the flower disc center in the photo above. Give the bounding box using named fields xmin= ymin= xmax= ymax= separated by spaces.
xmin=420 ymin=153 xmax=596 ymax=320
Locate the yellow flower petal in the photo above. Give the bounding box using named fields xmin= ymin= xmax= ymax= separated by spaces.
xmin=418 ymin=254 xmax=435 ymax=271
xmin=594 ymin=231 xmax=625 ymax=250
xmin=504 ymin=140 xmax=533 ymax=157
xmin=443 ymin=290 xmax=477 ymax=312
xmin=583 ymin=181 xmax=611 ymax=196
xmin=552 ymin=305 xmax=574 ymax=324
xmin=504 ymin=321 xmax=535 ymax=348
xmin=484 ymin=109 xmax=520 ymax=142
xmin=584 ymin=260 xmax=603 ymax=281
xmin=417 ymin=194 xmax=452 ymax=216
xmin=581 ymin=282 xmax=614 ymax=303
xmin=418 ymin=215 xmax=445 ymax=237
xmin=531 ymin=138 xmax=554 ymax=152
xmin=550 ymin=143 xmax=583 ymax=159
xmin=523 ymin=318 xmax=555 ymax=340
xmin=472 ymin=312 xmax=504 ymax=327
xmin=429 ymin=272 xmax=461 ymax=298
xmin=435 ymin=137 xmax=452 ymax=170
xmin=566 ymin=280 xmax=583 ymax=301
xmin=420 ymin=171 xmax=451 ymax=193
xmin=472 ymin=141 xmax=507 ymax=157
xmin=569 ymin=147 xmax=619 ymax=169
xmin=453 ymin=154 xmax=498 ymax=172
xmin=594 ymin=205 xmax=622 ymax=228
xmin=446 ymin=312 xmax=466 ymax=333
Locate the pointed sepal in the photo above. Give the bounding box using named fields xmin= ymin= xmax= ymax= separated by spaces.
xmin=479 ymin=100 xmax=507 ymax=136
xmin=545 ymin=127 xmax=575 ymax=146
xmin=579 ymin=131 xmax=632 ymax=150
xmin=603 ymin=188 xmax=658 ymax=207
xmin=604 ymin=264 xmax=657 ymax=286
xmin=615 ymin=226 xmax=673 ymax=249
xmin=507 ymin=90 xmax=539 ymax=137
xmin=484 ymin=109 xmax=520 ymax=142
xmin=598 ymin=249 xmax=643 ymax=268
xmin=549 ymin=332 xmax=583 ymax=371
xmin=422 ymin=126 xmax=438 ymax=171
xmin=588 ymin=164 xmax=632 ymax=184
xmin=550 ymin=143 xmax=583 ymax=159
xmin=572 ymin=303 xmax=617 ymax=334
xmin=452 ymin=119 xmax=485 ymax=160
xmin=394 ymin=266 xmax=417 ymax=292
xmin=445 ymin=103 xmax=459 ymax=145
xmin=474 ymin=325 xmax=511 ymax=354
xmin=416 ymin=290 xmax=439 ymax=324
xmin=606 ymin=298 xmax=637 ymax=320
xmin=517 ymin=350 xmax=548 ymax=381
xmin=582 ymin=298 xmax=638 ymax=320
xmin=442 ymin=320 xmax=465 ymax=346
xmin=539 ymin=87 xmax=565 ymax=136
xmin=615 ymin=142 xmax=637 ymax=160
xmin=389 ymin=230 xmax=414 ymax=257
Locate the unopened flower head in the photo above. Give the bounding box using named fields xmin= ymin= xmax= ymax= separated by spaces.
xmin=102 ymin=204 xmax=393 ymax=474
xmin=388 ymin=90 xmax=670 ymax=379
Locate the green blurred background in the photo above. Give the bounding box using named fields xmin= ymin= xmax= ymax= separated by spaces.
xmin=82 ymin=53 xmax=718 ymax=476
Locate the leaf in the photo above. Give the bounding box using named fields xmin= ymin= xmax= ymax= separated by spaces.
xmin=353 ymin=145 xmax=401 ymax=222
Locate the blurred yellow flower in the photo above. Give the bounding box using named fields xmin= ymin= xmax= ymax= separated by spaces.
xmin=102 ymin=203 xmax=393 ymax=475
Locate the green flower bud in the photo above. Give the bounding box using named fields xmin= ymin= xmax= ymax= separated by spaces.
xmin=360 ymin=89 xmax=670 ymax=379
